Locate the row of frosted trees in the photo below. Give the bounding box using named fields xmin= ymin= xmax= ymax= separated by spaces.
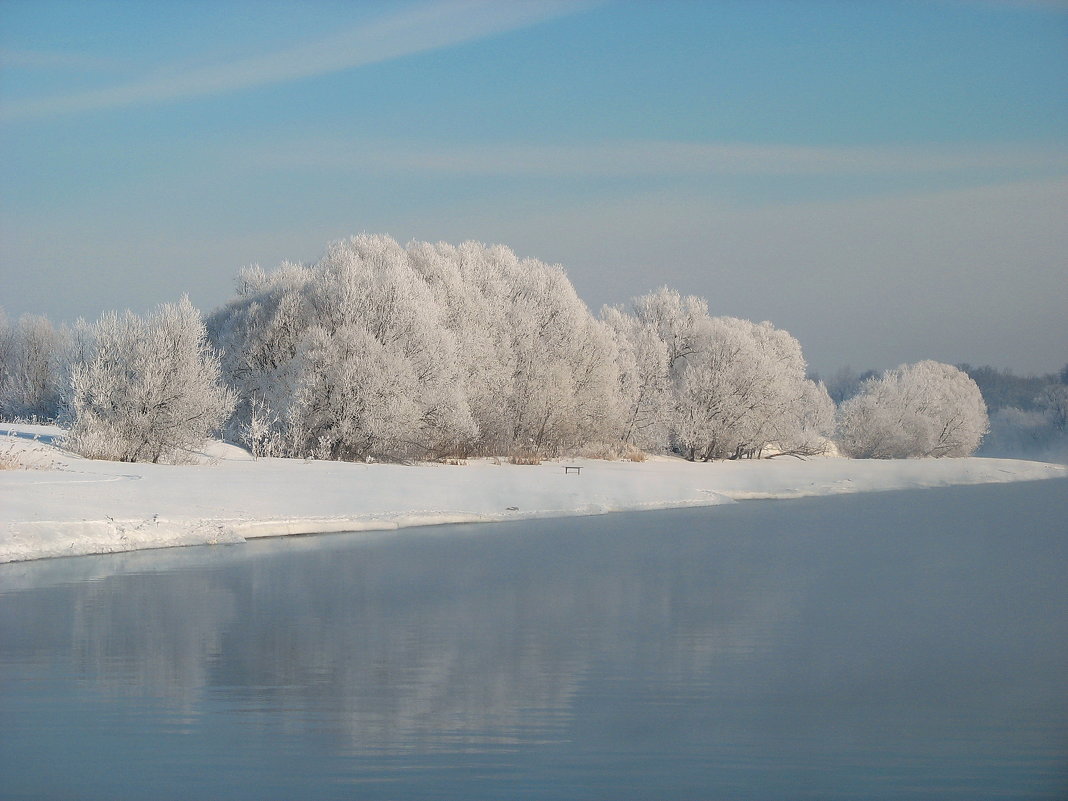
xmin=0 ymin=235 xmax=989 ymax=463
xmin=205 ymin=235 xmax=838 ymax=462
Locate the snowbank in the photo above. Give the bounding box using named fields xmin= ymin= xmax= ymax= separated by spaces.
xmin=2 ymin=424 xmax=1065 ymax=563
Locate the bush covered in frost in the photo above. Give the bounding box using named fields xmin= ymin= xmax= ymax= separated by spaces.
xmin=64 ymin=298 xmax=235 ymax=463
xmin=836 ymin=361 xmax=988 ymax=458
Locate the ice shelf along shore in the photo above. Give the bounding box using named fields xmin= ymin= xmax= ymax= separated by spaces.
xmin=2 ymin=424 xmax=1065 ymax=564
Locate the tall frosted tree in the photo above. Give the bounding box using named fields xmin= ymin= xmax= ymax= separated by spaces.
xmin=209 ymin=235 xmax=476 ymax=460
xmin=305 ymin=236 xmax=475 ymax=458
xmin=210 ymin=235 xmax=625 ymax=461
xmin=66 ymin=297 xmax=235 ymax=463
xmin=0 ymin=312 xmax=70 ymax=421
xmin=602 ymin=305 xmax=670 ymax=449
xmin=408 ymin=239 xmax=624 ymax=456
xmin=406 ymin=240 xmax=511 ymax=452
xmin=607 ymin=288 xmax=832 ymax=459
xmin=836 ymin=360 xmax=988 ymax=458
xmin=669 ymin=316 xmax=831 ymax=460
xmin=208 ymin=261 xmax=315 ymax=456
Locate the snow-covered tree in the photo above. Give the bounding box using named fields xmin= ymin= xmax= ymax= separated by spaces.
xmin=0 ymin=312 xmax=70 ymax=421
xmin=284 ymin=324 xmax=425 ymax=460
xmin=836 ymin=360 xmax=988 ymax=458
xmin=496 ymin=260 xmax=622 ymax=455
xmin=66 ymin=297 xmax=235 ymax=463
xmin=209 ymin=235 xmax=628 ymax=461
xmin=307 ymin=236 xmax=476 ymax=457
xmin=602 ymin=305 xmax=670 ymax=449
xmin=604 ymin=288 xmax=711 ymax=452
xmin=416 ymin=240 xmax=624 ymax=457
xmin=776 ymin=378 xmax=837 ymax=457
xmin=669 ymin=316 xmax=831 ymax=460
xmin=208 ymin=261 xmax=314 ymax=456
xmin=607 ymin=288 xmax=831 ymax=459
xmin=405 ymin=240 xmax=512 ymax=453
xmin=209 ymin=235 xmax=476 ymax=461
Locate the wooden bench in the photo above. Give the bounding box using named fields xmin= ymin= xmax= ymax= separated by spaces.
xmin=564 ymin=466 xmax=581 ymax=475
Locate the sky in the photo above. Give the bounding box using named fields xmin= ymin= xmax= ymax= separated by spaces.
xmin=1 ymin=0 xmax=1066 ymax=376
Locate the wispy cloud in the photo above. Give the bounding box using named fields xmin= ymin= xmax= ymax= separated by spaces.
xmin=0 ymin=48 xmax=124 ymax=71
xmin=1 ymin=0 xmax=590 ymax=121
xmin=250 ymin=139 xmax=1068 ymax=178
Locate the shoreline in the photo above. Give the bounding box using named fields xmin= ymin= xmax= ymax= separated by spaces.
xmin=3 ymin=424 xmax=1065 ymax=564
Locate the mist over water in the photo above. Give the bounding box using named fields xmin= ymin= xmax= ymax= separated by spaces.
xmin=2 ymin=480 xmax=1066 ymax=800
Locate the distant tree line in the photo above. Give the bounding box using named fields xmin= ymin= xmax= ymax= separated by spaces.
xmin=1 ymin=235 xmax=998 ymax=463
xmin=958 ymin=364 xmax=1067 ymax=459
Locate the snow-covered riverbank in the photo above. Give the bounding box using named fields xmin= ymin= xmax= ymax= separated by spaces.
xmin=2 ymin=424 xmax=1065 ymax=563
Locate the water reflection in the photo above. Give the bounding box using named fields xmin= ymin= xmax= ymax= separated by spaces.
xmin=2 ymin=514 xmax=807 ymax=755
xmin=2 ymin=481 xmax=1067 ymax=799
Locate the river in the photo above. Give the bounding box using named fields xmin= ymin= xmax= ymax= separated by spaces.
xmin=2 ymin=479 xmax=1066 ymax=800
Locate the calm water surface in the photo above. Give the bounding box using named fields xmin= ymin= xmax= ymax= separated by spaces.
xmin=2 ymin=480 xmax=1066 ymax=800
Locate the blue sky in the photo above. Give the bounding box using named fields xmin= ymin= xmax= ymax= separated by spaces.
xmin=1 ymin=0 xmax=1066 ymax=374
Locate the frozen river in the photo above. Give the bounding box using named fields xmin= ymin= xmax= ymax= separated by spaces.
xmin=2 ymin=479 xmax=1066 ymax=800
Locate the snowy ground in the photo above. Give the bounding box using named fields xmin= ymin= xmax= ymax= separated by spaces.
xmin=2 ymin=423 xmax=1065 ymax=563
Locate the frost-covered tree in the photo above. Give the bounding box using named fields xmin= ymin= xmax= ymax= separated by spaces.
xmin=669 ymin=316 xmax=832 ymax=460
xmin=405 ymin=240 xmax=512 ymax=452
xmin=836 ymin=360 xmax=988 ymax=458
xmin=285 ymin=324 xmax=425 ymax=460
xmin=408 ymin=240 xmax=624 ymax=457
xmin=772 ymin=378 xmax=837 ymax=458
xmin=0 ymin=312 xmax=70 ymax=421
xmin=629 ymin=287 xmax=709 ymax=367
xmin=499 ymin=261 xmax=621 ymax=455
xmin=209 ymin=235 xmax=476 ymax=461
xmin=306 ymin=236 xmax=475 ymax=457
xmin=0 ymin=308 xmax=13 ymax=415
xmin=601 ymin=287 xmax=713 ymax=451
xmin=208 ymin=261 xmax=314 ymax=456
xmin=210 ymin=235 xmax=625 ymax=461
xmin=606 ymin=288 xmax=831 ymax=460
xmin=602 ymin=305 xmax=670 ymax=449
xmin=66 ymin=297 xmax=235 ymax=463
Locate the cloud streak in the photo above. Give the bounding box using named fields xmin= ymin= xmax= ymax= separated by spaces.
xmin=1 ymin=0 xmax=589 ymax=121
xmin=0 ymin=48 xmax=124 ymax=72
